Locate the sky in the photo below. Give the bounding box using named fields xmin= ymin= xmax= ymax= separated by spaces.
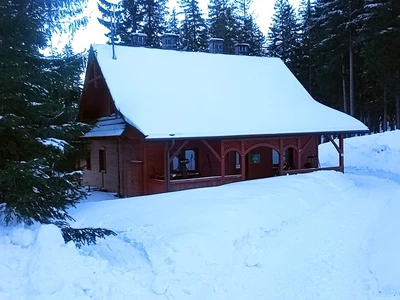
xmin=72 ymin=0 xmax=301 ymax=52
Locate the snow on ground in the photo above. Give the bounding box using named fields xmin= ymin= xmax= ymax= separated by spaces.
xmin=1 ymin=130 xmax=400 ymax=299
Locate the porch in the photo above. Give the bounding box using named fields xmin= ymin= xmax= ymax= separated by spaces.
xmin=143 ymin=135 xmax=345 ymax=195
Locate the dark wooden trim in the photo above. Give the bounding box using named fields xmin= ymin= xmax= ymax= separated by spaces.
xmin=302 ymin=136 xmax=313 ymax=150
xmin=221 ymin=140 xmax=225 ymax=184
xmin=244 ymin=143 xmax=280 ymax=155
xmin=283 ymin=166 xmax=341 ymax=175
xmin=297 ymin=137 xmax=302 ymax=171
xmin=164 ymin=141 xmax=170 ymax=192
xmin=169 ymin=140 xmax=189 ymax=163
xmin=145 ymin=130 xmax=369 ymax=141
xmin=339 ymin=134 xmax=344 ymax=173
xmin=241 ymin=140 xmax=246 ymax=180
xmin=201 ymin=140 xmax=221 ymax=162
xmin=143 ymin=141 xmax=148 ymax=195
xmin=87 ymin=75 xmax=103 ymax=84
xmin=327 ymin=135 xmax=340 ymax=153
xmin=279 ymin=139 xmax=283 ymax=175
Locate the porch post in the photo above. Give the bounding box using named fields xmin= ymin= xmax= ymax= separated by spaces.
xmin=221 ymin=140 xmax=225 ymax=184
xmin=339 ymin=134 xmax=344 ymax=173
xmin=279 ymin=139 xmax=284 ymax=175
xmin=241 ymin=140 xmax=246 ymax=181
xmin=143 ymin=140 xmax=148 ymax=195
xmin=297 ymin=137 xmax=302 ymax=171
xmin=164 ymin=141 xmax=171 ymax=192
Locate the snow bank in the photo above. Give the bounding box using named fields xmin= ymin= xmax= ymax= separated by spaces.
xmin=1 ymin=131 xmax=399 ymax=299
xmin=319 ymin=130 xmax=400 ymax=179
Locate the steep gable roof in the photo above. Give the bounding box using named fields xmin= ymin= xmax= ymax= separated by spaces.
xmin=91 ymin=44 xmax=368 ymax=139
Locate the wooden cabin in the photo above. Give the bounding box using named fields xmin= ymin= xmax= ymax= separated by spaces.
xmin=79 ymin=44 xmax=368 ymax=197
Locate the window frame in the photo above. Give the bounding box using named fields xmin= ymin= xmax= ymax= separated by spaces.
xmin=99 ymin=149 xmax=106 ymax=172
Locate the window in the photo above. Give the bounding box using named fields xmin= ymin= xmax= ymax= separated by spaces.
xmin=171 ymin=149 xmax=198 ymax=172
xmin=86 ymin=149 xmax=91 ymax=170
xmin=99 ymin=149 xmax=106 ymax=172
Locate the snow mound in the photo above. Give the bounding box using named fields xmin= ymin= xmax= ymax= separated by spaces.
xmin=1 ymin=131 xmax=399 ymax=299
xmin=320 ymin=130 xmax=400 ymax=180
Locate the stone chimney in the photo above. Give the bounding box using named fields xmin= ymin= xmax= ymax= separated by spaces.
xmin=131 ymin=33 xmax=147 ymax=47
xmin=234 ymin=43 xmax=249 ymax=55
xmin=161 ymin=33 xmax=179 ymax=50
xmin=209 ymin=38 xmax=224 ymax=54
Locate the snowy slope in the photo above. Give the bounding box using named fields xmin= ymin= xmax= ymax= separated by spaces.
xmin=1 ymin=131 xmax=400 ymax=299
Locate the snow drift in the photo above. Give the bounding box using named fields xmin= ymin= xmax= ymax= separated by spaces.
xmin=1 ymin=130 xmax=399 ymax=299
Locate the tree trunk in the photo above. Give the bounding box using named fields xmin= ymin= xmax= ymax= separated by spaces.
xmin=396 ymin=93 xmax=400 ymax=129
xmin=383 ymin=86 xmax=387 ymax=132
xmin=342 ymin=64 xmax=348 ymax=113
xmin=349 ymin=43 xmax=354 ymax=116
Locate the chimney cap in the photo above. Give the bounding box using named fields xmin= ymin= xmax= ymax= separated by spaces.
xmin=132 ymin=32 xmax=147 ymax=37
xmin=234 ymin=42 xmax=250 ymax=47
xmin=209 ymin=37 xmax=224 ymax=42
xmin=162 ymin=33 xmax=179 ymax=38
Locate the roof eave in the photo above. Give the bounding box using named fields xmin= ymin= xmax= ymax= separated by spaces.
xmin=143 ymin=129 xmax=370 ymax=141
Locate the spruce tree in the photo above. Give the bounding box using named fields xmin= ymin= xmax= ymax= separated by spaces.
xmin=141 ymin=0 xmax=169 ymax=47
xmin=234 ymin=0 xmax=264 ymax=56
xmin=267 ymin=0 xmax=299 ymax=71
xmin=167 ymin=7 xmax=181 ymax=34
xmin=208 ymin=0 xmax=238 ymax=53
xmin=180 ymin=0 xmax=208 ymax=51
xmin=0 ymin=0 xmax=115 ymax=246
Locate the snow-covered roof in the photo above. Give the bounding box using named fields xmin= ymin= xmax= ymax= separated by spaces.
xmin=83 ymin=114 xmax=126 ymax=138
xmin=92 ymin=44 xmax=369 ymax=139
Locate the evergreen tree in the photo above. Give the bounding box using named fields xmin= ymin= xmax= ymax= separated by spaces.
xmin=180 ymin=0 xmax=208 ymax=51
xmin=233 ymin=0 xmax=264 ymax=56
xmin=267 ymin=0 xmax=299 ymax=70
xmin=141 ymin=0 xmax=169 ymax=47
xmin=0 ymin=0 xmax=115 ymax=246
xmin=98 ymin=0 xmax=124 ymax=44
xmin=360 ymin=0 xmax=400 ymax=131
xmin=296 ymin=0 xmax=314 ymax=92
xmin=208 ymin=0 xmax=238 ymax=53
xmin=167 ymin=7 xmax=180 ymax=34
xmin=98 ymin=0 xmax=143 ymax=45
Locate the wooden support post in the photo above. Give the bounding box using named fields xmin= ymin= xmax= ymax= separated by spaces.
xmin=297 ymin=137 xmax=302 ymax=171
xmin=241 ymin=140 xmax=246 ymax=181
xmin=279 ymin=139 xmax=284 ymax=175
xmin=142 ymin=141 xmax=148 ymax=195
xmin=221 ymin=140 xmax=225 ymax=184
xmin=164 ymin=141 xmax=170 ymax=192
xmin=339 ymin=134 xmax=344 ymax=173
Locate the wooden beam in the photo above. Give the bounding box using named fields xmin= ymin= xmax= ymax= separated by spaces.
xmin=297 ymin=137 xmax=302 ymax=170
xmin=302 ymin=136 xmax=313 ymax=151
xmin=142 ymin=141 xmax=148 ymax=195
xmin=241 ymin=140 xmax=246 ymax=181
xmin=164 ymin=141 xmax=170 ymax=192
xmin=87 ymin=75 xmax=103 ymax=84
xmin=279 ymin=139 xmax=284 ymax=175
xmin=221 ymin=140 xmax=225 ymax=184
xmin=201 ymin=140 xmax=221 ymax=162
xmin=327 ymin=135 xmax=340 ymax=153
xmin=169 ymin=140 xmax=189 ymax=163
xmin=339 ymin=134 xmax=344 ymax=173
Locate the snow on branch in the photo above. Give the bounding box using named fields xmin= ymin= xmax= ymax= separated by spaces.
xmin=36 ymin=138 xmax=69 ymax=152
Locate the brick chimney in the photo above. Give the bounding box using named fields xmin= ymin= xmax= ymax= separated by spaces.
xmin=131 ymin=33 xmax=147 ymax=47
xmin=161 ymin=33 xmax=179 ymax=50
xmin=234 ymin=43 xmax=249 ymax=55
xmin=209 ymin=38 xmax=224 ymax=54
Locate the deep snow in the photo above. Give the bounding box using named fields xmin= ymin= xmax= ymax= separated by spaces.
xmin=1 ymin=131 xmax=399 ymax=299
